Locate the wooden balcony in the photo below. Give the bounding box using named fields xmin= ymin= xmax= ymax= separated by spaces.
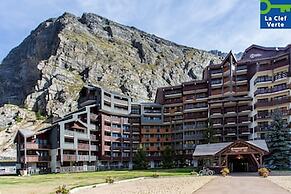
xmin=114 ymin=98 xmax=129 ymax=106
xmin=78 ymin=143 xmax=90 ymax=150
xmin=238 ymin=117 xmax=251 ymax=123
xmin=214 ymin=129 xmax=223 ymax=136
xmin=104 ymin=145 xmax=111 ymax=151
xmin=239 ymin=128 xmax=251 ymax=134
xmin=21 ymin=143 xmax=50 ymax=150
xmin=22 ymin=155 xmax=51 ymax=162
xmin=63 ymin=154 xmax=77 ymax=161
xmin=90 ymin=145 xmax=98 ymax=150
xmin=78 ymin=155 xmax=90 ymax=161
xmin=258 ymin=58 xmax=289 ymax=72
xmin=90 ymin=134 xmax=97 ymax=140
xmin=254 ymin=126 xmax=269 ymax=132
xmin=255 ymin=96 xmax=291 ymax=108
xmin=60 ymin=166 xmax=96 ymax=173
xmin=254 ymin=85 xmax=288 ymax=96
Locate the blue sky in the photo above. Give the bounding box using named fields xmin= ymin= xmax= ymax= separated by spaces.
xmin=1 ymin=0 xmax=291 ymax=62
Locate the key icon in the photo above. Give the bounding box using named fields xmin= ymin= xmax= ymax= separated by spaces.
xmin=261 ymin=0 xmax=291 ymax=14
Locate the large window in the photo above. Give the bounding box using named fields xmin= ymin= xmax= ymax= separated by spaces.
xmin=274 ymin=71 xmax=287 ymax=81
xmin=254 ymin=75 xmax=272 ymax=84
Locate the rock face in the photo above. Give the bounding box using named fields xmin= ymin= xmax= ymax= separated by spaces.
xmin=0 ymin=12 xmax=221 ymax=119
xmin=0 ymin=104 xmax=50 ymax=158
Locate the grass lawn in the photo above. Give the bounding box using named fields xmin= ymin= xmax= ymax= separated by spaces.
xmin=0 ymin=168 xmax=194 ymax=194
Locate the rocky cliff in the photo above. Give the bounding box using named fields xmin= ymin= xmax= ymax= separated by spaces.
xmin=0 ymin=12 xmax=222 ymax=156
xmin=0 ymin=12 xmax=221 ymax=117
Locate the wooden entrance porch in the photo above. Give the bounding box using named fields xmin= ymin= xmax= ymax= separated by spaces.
xmin=193 ymin=139 xmax=269 ymax=172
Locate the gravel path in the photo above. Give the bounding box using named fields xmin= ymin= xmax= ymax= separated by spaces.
xmin=75 ymin=176 xmax=215 ymax=194
xmin=268 ymin=176 xmax=291 ymax=192
xmin=194 ymin=176 xmax=291 ymax=194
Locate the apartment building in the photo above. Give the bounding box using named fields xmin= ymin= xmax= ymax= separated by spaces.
xmin=205 ymin=52 xmax=253 ymax=142
xmin=15 ymin=44 xmax=290 ymax=174
xmin=244 ymin=45 xmax=291 ymax=139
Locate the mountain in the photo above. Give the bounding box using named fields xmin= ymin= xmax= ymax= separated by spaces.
xmin=0 ymin=12 xmax=221 ymax=156
xmin=0 ymin=12 xmax=222 ymax=117
xmin=209 ymin=50 xmax=243 ymax=60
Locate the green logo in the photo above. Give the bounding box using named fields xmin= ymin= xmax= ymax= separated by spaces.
xmin=261 ymin=0 xmax=291 ymax=14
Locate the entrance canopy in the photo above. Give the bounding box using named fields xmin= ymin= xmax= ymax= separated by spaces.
xmin=193 ymin=140 xmax=269 ymax=157
xmin=193 ymin=140 xmax=269 ymax=171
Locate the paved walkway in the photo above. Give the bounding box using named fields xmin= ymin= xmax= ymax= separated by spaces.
xmin=194 ymin=176 xmax=291 ymax=194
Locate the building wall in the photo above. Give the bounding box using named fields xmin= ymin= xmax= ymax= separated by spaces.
xmin=16 ymin=45 xmax=291 ymax=172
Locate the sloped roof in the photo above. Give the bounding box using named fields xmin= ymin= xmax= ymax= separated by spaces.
xmin=193 ymin=140 xmax=269 ymax=156
xmin=193 ymin=142 xmax=231 ymax=156
xmin=247 ymin=140 xmax=269 ymax=152
xmin=18 ymin=129 xmax=34 ymax=137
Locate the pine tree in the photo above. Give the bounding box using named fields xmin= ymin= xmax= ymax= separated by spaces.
xmin=133 ymin=147 xmax=148 ymax=169
xmin=162 ymin=146 xmax=175 ymax=168
xmin=203 ymin=119 xmax=219 ymax=144
xmin=265 ymin=110 xmax=291 ymax=170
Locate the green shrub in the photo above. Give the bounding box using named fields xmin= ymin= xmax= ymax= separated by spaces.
xmin=35 ymin=111 xmax=46 ymax=120
xmin=190 ymin=171 xmax=198 ymax=176
xmin=105 ymin=176 xmax=114 ymax=184
xmin=152 ymin=172 xmax=160 ymax=178
xmin=258 ymin=168 xmax=269 ymax=177
xmin=15 ymin=115 xmax=22 ymax=123
xmin=55 ymin=185 xmax=69 ymax=194
xmin=220 ymin=167 xmax=230 ymax=177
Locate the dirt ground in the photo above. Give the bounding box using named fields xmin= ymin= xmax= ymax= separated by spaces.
xmin=268 ymin=176 xmax=291 ymax=192
xmin=75 ymin=176 xmax=215 ymax=194
xmin=194 ymin=176 xmax=291 ymax=194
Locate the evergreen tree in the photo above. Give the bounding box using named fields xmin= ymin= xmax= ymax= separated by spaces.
xmin=203 ymin=119 xmax=219 ymax=144
xmin=162 ymin=146 xmax=175 ymax=168
xmin=265 ymin=110 xmax=291 ymax=170
xmin=133 ymin=147 xmax=148 ymax=169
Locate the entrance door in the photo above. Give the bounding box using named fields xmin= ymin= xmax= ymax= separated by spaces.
xmin=229 ymin=156 xmax=249 ymax=172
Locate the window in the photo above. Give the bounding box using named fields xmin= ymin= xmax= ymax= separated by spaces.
xmin=255 ymin=76 xmax=272 ymax=84
xmin=274 ymin=71 xmax=287 ymax=80
xmin=236 ymin=65 xmax=247 ymax=71
xmin=210 ymin=69 xmax=223 ymax=74
xmin=273 ymin=83 xmax=287 ymax=92
xmin=211 ymin=79 xmax=222 ymax=85
xmin=112 ymin=133 xmax=121 ymax=138
xmin=112 ymin=124 xmax=121 ymax=129
xmin=236 ymin=76 xmax=247 ymax=81
xmin=131 ymin=107 xmax=140 ymax=114
xmin=104 ymin=92 xmax=111 ymax=98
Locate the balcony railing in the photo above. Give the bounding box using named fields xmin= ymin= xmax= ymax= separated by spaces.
xmin=164 ymin=90 xmax=182 ymax=95
xmin=238 ymin=117 xmax=251 ymax=123
xmin=78 ymin=155 xmax=89 ymax=161
xmin=79 ymin=95 xmax=96 ymax=105
xmin=238 ymin=106 xmax=252 ymax=112
xmin=240 ymin=128 xmax=251 ymax=134
xmin=78 ymin=143 xmax=90 ymax=150
xmin=90 ymin=145 xmax=98 ymax=150
xmin=255 ymin=85 xmax=288 ymax=96
xmin=60 ymin=166 xmax=96 ymax=173
xmin=63 ymin=154 xmax=77 ymax=161
xmin=255 ymin=126 xmax=269 ymax=132
xmin=21 ymin=143 xmax=50 ymax=149
xmin=22 ymin=156 xmax=51 ymax=162
xmin=114 ymin=98 xmax=129 ymax=106
xmin=64 ymin=130 xmax=75 ymax=136
xmin=254 ymin=77 xmax=272 ymax=85
xmin=90 ymin=134 xmax=97 ymax=140
xmin=90 ymin=156 xmax=97 ymax=161
xmin=255 ymin=96 xmax=291 ymax=108
xmin=63 ymin=142 xmax=75 ymax=150
xmin=225 ymin=129 xmax=237 ymax=135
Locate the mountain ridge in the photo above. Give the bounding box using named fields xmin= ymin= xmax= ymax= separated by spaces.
xmin=0 ymin=12 xmax=222 ymax=157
